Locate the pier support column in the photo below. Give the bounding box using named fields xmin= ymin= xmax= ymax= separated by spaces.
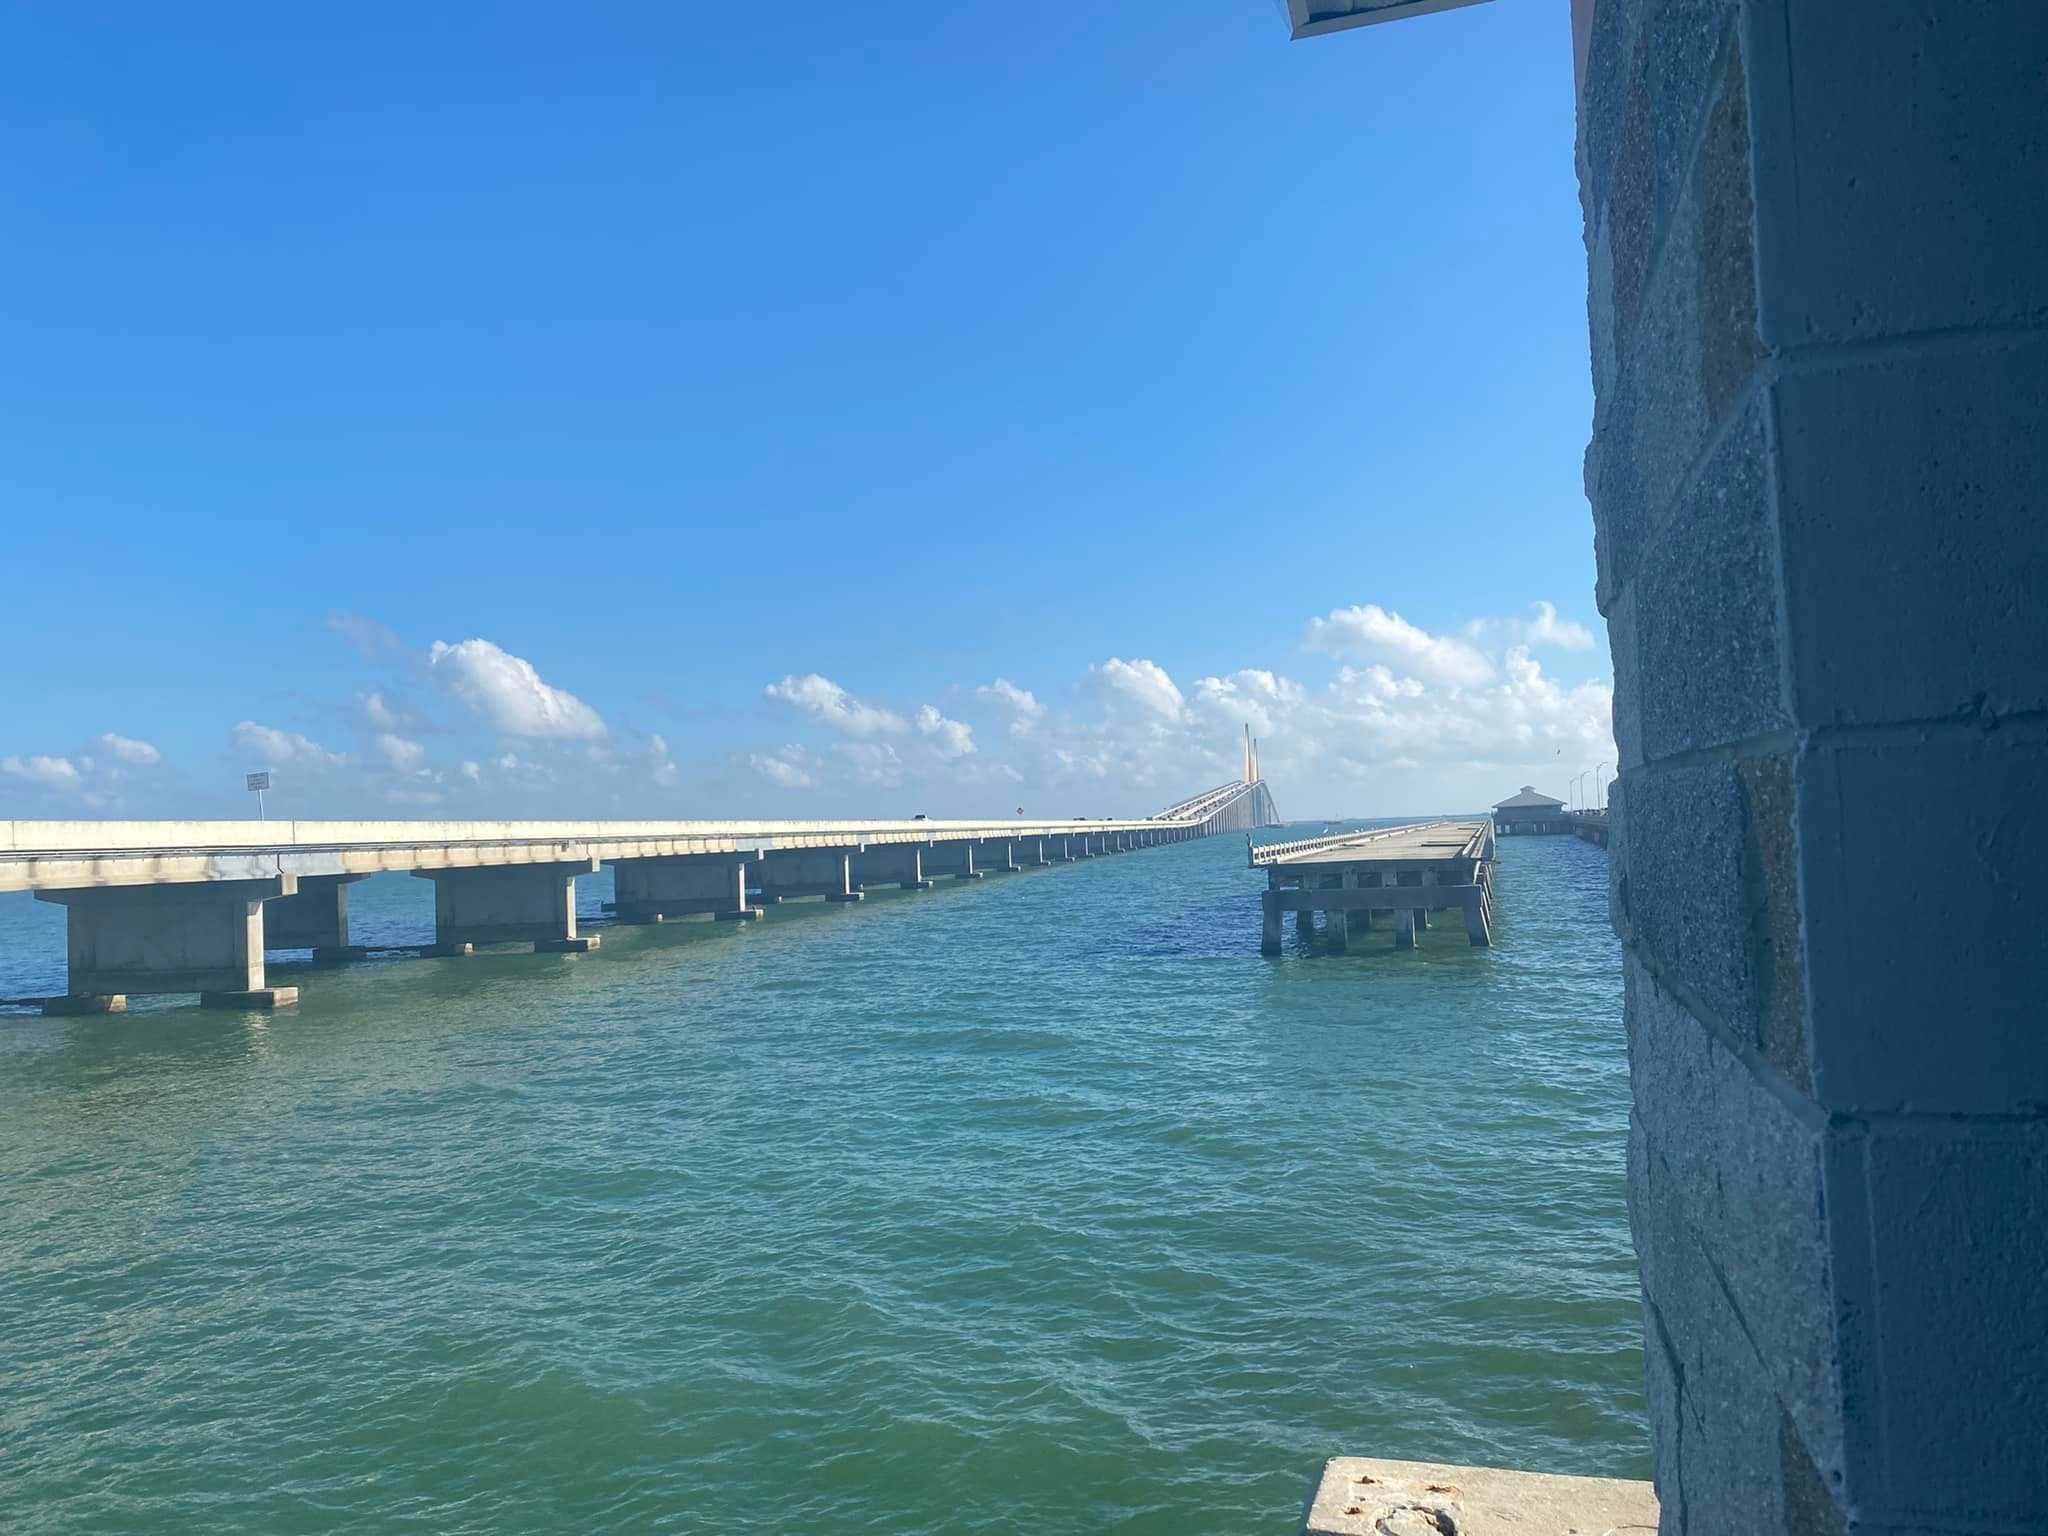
xmin=1393 ymin=906 xmax=1416 ymax=951
xmin=35 ymin=876 xmax=301 ymax=1009
xmin=1324 ymin=877 xmax=1348 ymax=955
xmin=1463 ymin=887 xmax=1491 ymax=948
xmin=611 ymin=854 xmax=760 ymax=922
xmin=1260 ymin=891 xmax=1283 ymax=957
xmin=757 ymin=848 xmax=860 ymax=903
xmin=850 ymin=843 xmax=931 ymax=891
xmin=1048 ymin=835 xmax=1075 ymax=863
xmin=1415 ymin=871 xmax=1432 ymax=930
xmin=264 ymin=872 xmax=372 ymax=962
xmin=923 ymin=840 xmax=981 ymax=880
xmin=977 ymin=838 xmax=1019 ymax=874
xmin=1016 ymin=837 xmax=1049 ymax=867
xmin=412 ymin=859 xmax=600 ymax=953
xmin=1342 ymin=873 xmax=1373 ymax=943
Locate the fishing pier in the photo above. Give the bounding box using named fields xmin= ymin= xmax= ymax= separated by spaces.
xmin=1250 ymin=820 xmax=1497 ymax=955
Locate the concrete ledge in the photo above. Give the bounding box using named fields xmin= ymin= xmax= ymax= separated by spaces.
xmin=899 ymin=879 xmax=935 ymax=891
xmin=421 ymin=943 xmax=475 ymax=958
xmin=714 ymin=909 xmax=764 ymax=922
xmin=824 ymin=892 xmax=864 ymax=903
xmin=309 ymin=945 xmax=372 ymax=964
xmin=199 ymin=988 xmax=299 ymax=1010
xmin=535 ymin=936 xmax=600 ymax=953
xmin=41 ymin=994 xmax=126 ymax=1016
xmin=1305 ymin=1457 xmax=1656 ymax=1535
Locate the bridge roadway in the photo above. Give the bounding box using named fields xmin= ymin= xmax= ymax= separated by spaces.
xmin=1250 ymin=819 xmax=1496 ymax=955
xmin=2 ymin=778 xmax=1277 ymax=1015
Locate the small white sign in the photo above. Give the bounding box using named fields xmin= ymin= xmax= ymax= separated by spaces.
xmin=245 ymin=771 xmax=271 ymax=792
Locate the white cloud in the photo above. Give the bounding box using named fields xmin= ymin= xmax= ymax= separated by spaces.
xmin=328 ymin=611 xmax=410 ymax=665
xmin=915 ymin=704 xmax=976 ymax=758
xmin=97 ymin=732 xmax=161 ymax=766
xmin=3 ymin=754 xmax=84 ymax=792
xmin=750 ymin=744 xmax=816 ymax=789
xmin=977 ymin=678 xmax=1045 ymax=736
xmin=1523 ymin=600 xmax=1596 ymax=650
xmin=233 ymin=720 xmax=345 ymax=767
xmin=764 ymin=674 xmax=907 ymax=737
xmin=460 ymin=760 xmax=482 ymax=782
xmin=1092 ymin=657 xmax=1185 ymax=720
xmin=374 ymin=733 xmax=426 ymax=773
xmin=428 ymin=638 xmax=606 ymax=740
xmin=835 ymin=741 xmax=905 ymax=787
xmin=1304 ymin=604 xmax=1497 ymax=687
xmin=1468 ymin=600 xmax=1598 ymax=652
xmin=650 ymin=733 xmax=680 ymax=788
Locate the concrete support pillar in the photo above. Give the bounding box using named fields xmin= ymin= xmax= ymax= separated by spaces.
xmin=1047 ymin=835 xmax=1075 ymax=862
xmin=1416 ymin=870 xmax=1432 ymax=930
xmin=1343 ymin=872 xmax=1372 ymax=943
xmin=977 ymin=837 xmax=1019 ymax=874
xmin=612 ymin=854 xmax=759 ymax=922
xmin=923 ymin=840 xmax=981 ymax=880
xmin=264 ymin=872 xmax=372 ymax=962
xmin=1260 ymin=891 xmax=1283 ymax=957
xmin=757 ymin=847 xmax=860 ymax=903
xmin=1576 ymin=7 xmax=2048 ymax=1529
xmin=413 ymin=859 xmax=599 ymax=953
xmin=1016 ymin=837 xmax=1049 ymax=867
xmin=1324 ymin=876 xmax=1347 ymax=955
xmin=1392 ymin=906 xmax=1416 ymax=951
xmin=35 ymin=876 xmax=300 ymax=1009
xmin=1462 ymin=886 xmax=1491 ymax=948
xmin=850 ymin=844 xmax=931 ymax=892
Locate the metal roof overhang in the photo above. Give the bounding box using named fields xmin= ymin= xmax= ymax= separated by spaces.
xmin=1279 ymin=0 xmax=1494 ymax=41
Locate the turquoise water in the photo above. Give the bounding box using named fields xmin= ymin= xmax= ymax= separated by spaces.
xmin=0 ymin=829 xmax=1642 ymax=1534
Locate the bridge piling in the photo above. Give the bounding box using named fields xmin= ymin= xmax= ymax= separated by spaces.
xmin=413 ymin=859 xmax=601 ymax=954
xmin=35 ymin=875 xmax=301 ymax=1008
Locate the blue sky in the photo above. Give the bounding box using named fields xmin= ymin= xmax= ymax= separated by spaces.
xmin=1 ymin=0 xmax=1613 ymax=820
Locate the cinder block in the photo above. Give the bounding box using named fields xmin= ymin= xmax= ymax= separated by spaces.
xmin=1746 ymin=0 xmax=2048 ymax=346
xmin=1798 ymin=735 xmax=2048 ymax=1114
xmin=1774 ymin=339 xmax=2048 ymax=728
xmin=1630 ymin=395 xmax=1789 ymax=762
xmin=1611 ymin=760 xmax=1749 ymax=1035
xmin=1630 ymin=1121 xmax=1801 ymax=1535
xmin=1589 ymin=47 xmax=1763 ymax=613
xmin=1626 ymin=957 xmax=1840 ymax=1478
xmin=1834 ymin=1122 xmax=2048 ymax=1526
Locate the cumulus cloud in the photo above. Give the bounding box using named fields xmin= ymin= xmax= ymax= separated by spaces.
xmin=915 ymin=704 xmax=976 ymax=759
xmin=428 ymin=638 xmax=606 ymax=740
xmin=328 ymin=611 xmax=410 ymax=665
xmin=750 ymin=744 xmax=816 ymax=789
xmin=1304 ymin=604 xmax=1497 ymax=687
xmin=1469 ymin=600 xmax=1598 ymax=652
xmin=97 ymin=732 xmax=161 ymax=766
xmin=374 ymin=733 xmax=427 ymax=773
xmin=835 ymin=741 xmax=905 ymax=787
xmin=233 ymin=720 xmax=345 ymax=767
xmin=1092 ymin=657 xmax=1185 ymax=720
xmin=650 ymin=734 xmax=680 ymax=788
xmin=3 ymin=754 xmax=84 ymax=792
xmin=764 ymin=674 xmax=907 ymax=737
xmin=977 ymin=678 xmax=1045 ymax=736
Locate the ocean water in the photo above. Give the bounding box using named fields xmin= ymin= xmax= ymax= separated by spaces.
xmin=0 ymin=827 xmax=1643 ymax=1534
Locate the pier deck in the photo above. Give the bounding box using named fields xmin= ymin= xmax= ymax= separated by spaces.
xmin=1250 ymin=820 xmax=1496 ymax=954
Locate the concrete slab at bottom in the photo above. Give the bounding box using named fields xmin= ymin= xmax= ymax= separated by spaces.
xmin=715 ymin=909 xmax=765 ymax=922
xmin=199 ymin=988 xmax=300 ymax=1010
xmin=535 ymin=936 xmax=601 ymax=953
xmin=42 ymin=994 xmax=127 ymax=1016
xmin=1305 ymin=1457 xmax=1656 ymax=1535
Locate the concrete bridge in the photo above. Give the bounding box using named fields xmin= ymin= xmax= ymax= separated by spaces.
xmin=1 ymin=776 xmax=1278 ymax=1015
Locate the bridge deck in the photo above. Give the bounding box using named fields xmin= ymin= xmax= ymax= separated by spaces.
xmin=1252 ymin=820 xmax=1496 ymax=956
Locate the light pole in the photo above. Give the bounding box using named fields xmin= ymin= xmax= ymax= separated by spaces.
xmin=1594 ymin=761 xmax=1610 ymax=811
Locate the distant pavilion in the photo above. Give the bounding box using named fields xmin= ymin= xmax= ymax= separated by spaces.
xmin=1492 ymin=785 xmax=1568 ymax=836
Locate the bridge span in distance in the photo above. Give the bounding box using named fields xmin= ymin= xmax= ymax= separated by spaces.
xmin=2 ymin=775 xmax=1280 ymax=1016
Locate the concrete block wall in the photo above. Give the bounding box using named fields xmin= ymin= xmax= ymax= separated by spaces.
xmin=1579 ymin=2 xmax=2047 ymax=1530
